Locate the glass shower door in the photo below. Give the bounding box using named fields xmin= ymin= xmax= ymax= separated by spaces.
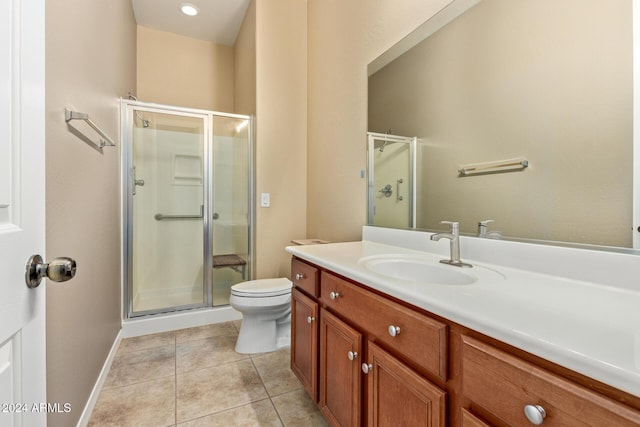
xmin=129 ymin=109 xmax=208 ymax=315
xmin=210 ymin=115 xmax=252 ymax=305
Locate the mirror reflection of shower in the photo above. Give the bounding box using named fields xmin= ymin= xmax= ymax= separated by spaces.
xmin=367 ymin=132 xmax=416 ymax=229
xmin=378 ymin=129 xmax=392 ymax=152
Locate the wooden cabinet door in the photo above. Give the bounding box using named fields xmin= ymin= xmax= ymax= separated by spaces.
xmin=320 ymin=309 xmax=363 ymax=427
xmin=364 ymin=341 xmax=446 ymax=427
xmin=291 ymin=287 xmax=319 ymax=402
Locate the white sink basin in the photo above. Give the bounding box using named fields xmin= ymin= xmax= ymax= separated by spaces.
xmin=358 ymin=254 xmax=505 ymax=285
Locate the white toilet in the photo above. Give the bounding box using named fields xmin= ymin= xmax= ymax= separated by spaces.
xmin=230 ymin=277 xmax=293 ymax=354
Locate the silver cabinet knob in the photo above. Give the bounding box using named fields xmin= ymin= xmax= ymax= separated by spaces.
xmin=306 ymin=316 xmax=315 ymax=324
xmin=388 ymin=325 xmax=401 ymax=337
xmin=347 ymin=351 xmax=358 ymax=361
xmin=524 ymin=404 xmax=546 ymax=425
xmin=329 ymin=291 xmax=340 ymax=300
xmin=295 ymin=273 xmax=305 ymax=280
xmin=362 ymin=363 xmax=373 ymax=374
xmin=25 ymin=255 xmax=77 ymax=288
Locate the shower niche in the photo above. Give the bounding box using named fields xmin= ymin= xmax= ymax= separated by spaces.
xmin=122 ymin=100 xmax=254 ymax=318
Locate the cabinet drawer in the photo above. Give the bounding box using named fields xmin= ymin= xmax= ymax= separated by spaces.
xmin=291 ymin=258 xmax=319 ymax=297
xmin=321 ymin=271 xmax=447 ymax=380
xmin=461 ymin=409 xmax=491 ymax=427
xmin=462 ymin=336 xmax=640 ymax=427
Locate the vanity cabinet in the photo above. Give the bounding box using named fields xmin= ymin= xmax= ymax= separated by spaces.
xmin=320 ymin=271 xmax=447 ymax=381
xmin=291 ymin=257 xmax=447 ymax=427
xmin=460 ymin=409 xmax=491 ymax=427
xmin=461 ymin=335 xmax=640 ymax=427
xmin=289 ymin=257 xmax=640 ymax=427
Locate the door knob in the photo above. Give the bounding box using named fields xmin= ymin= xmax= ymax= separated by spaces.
xmin=25 ymin=255 xmax=77 ymax=288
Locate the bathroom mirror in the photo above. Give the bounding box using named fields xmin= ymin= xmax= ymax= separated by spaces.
xmin=367 ymin=0 xmax=639 ymax=250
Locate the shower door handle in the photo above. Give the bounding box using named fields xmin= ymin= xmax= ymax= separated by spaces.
xmin=132 ymin=166 xmax=145 ymax=195
xmin=212 ymin=212 xmax=219 ymax=220
xmin=25 ymin=255 xmax=77 ymax=288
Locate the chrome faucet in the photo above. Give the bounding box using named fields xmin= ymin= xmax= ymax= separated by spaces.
xmin=430 ymin=221 xmax=473 ymax=268
xmin=477 ymin=220 xmax=502 ymax=239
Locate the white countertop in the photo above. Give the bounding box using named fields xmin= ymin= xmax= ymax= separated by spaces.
xmin=285 ymin=238 xmax=640 ymax=397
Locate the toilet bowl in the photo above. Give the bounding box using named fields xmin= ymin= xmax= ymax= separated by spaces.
xmin=230 ymin=277 xmax=292 ymax=354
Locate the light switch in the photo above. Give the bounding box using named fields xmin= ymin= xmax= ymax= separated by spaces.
xmin=261 ymin=193 xmax=270 ymax=207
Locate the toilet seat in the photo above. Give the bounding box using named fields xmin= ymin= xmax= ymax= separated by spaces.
xmin=231 ymin=278 xmax=292 ymax=298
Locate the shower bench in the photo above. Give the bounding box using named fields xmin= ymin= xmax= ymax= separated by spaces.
xmin=212 ymin=254 xmax=247 ymax=280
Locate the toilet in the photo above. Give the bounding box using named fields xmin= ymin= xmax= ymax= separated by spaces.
xmin=230 ymin=277 xmax=293 ymax=354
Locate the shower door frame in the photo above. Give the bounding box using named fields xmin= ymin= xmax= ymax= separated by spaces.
xmin=121 ymin=100 xmax=255 ymax=319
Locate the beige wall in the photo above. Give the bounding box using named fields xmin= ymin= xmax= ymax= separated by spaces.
xmin=45 ymin=1 xmax=136 ymax=426
xmin=234 ymin=0 xmax=257 ymax=116
xmin=137 ymin=26 xmax=234 ymax=111
xmin=368 ymin=0 xmax=632 ymax=247
xmin=306 ymin=0 xmax=452 ymax=243
xmin=255 ymin=0 xmax=307 ymax=278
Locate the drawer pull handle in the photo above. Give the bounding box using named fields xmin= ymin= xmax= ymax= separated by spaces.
xmin=307 ymin=316 xmax=315 ymax=324
xmin=295 ymin=273 xmax=305 ymax=280
xmin=347 ymin=351 xmax=358 ymax=361
xmin=524 ymin=404 xmax=546 ymax=425
xmin=329 ymin=291 xmax=340 ymax=300
xmin=388 ymin=325 xmax=401 ymax=337
xmin=362 ymin=363 xmax=373 ymax=374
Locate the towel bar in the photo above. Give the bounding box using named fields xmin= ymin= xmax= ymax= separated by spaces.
xmin=65 ymin=107 xmax=116 ymax=148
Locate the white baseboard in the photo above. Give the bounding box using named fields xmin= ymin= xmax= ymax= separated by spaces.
xmin=75 ymin=329 xmax=123 ymax=427
xmin=122 ymin=305 xmax=242 ymax=338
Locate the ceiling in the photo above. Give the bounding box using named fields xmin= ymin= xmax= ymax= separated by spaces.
xmin=131 ymin=0 xmax=251 ymax=46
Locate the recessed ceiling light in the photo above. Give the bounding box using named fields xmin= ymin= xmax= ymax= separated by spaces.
xmin=180 ymin=3 xmax=199 ymax=16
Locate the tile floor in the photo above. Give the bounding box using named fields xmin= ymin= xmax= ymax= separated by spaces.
xmin=88 ymin=321 xmax=328 ymax=427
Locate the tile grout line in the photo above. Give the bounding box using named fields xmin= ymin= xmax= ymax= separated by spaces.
xmin=91 ymin=322 xmax=318 ymax=426
xmin=248 ymin=353 xmax=287 ymax=426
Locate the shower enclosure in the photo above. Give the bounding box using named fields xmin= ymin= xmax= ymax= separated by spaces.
xmin=122 ymin=100 xmax=254 ymax=318
xmin=367 ymin=132 xmax=416 ymax=229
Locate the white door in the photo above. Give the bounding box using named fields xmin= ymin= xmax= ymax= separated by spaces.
xmin=0 ymin=1 xmax=47 ymax=426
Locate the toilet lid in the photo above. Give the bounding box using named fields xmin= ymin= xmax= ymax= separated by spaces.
xmin=231 ymin=277 xmax=292 ymax=297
